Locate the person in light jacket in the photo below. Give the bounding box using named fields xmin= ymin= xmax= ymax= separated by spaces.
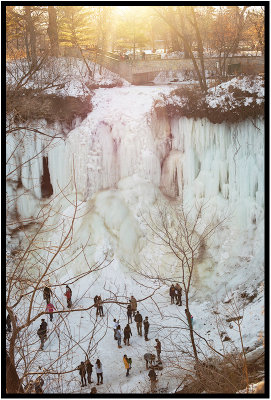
xmin=115 ymin=325 xmax=122 ymax=348
xmin=95 ymin=359 xmax=103 ymax=385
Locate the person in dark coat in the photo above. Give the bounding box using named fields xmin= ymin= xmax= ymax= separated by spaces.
xmin=148 ymin=367 xmax=157 ymax=393
xmin=78 ymin=361 xmax=87 ymax=387
xmin=39 ymin=319 xmax=48 ymax=348
xmin=43 ymin=286 xmax=52 ymax=304
xmin=37 ymin=327 xmax=46 ymax=350
xmin=6 ymin=314 xmax=12 ymax=332
xmin=143 ymin=317 xmax=150 ymax=341
xmin=64 ymin=285 xmax=72 ymax=308
xmin=97 ymin=296 xmax=104 ymax=317
xmin=134 ymin=311 xmax=143 ymax=336
xmin=169 ymin=284 xmax=175 ymax=304
xmin=40 ymin=319 xmax=47 ymax=334
xmin=94 ymin=295 xmax=99 ymax=316
xmin=175 ymin=283 xmax=182 ymax=305
xmin=127 ymin=303 xmax=133 ymax=324
xmin=85 ymin=359 xmax=93 ymax=384
xmin=124 ymin=324 xmax=132 ymax=345
xmin=34 ymin=377 xmax=44 ymax=394
xmin=155 ymin=339 xmax=161 ymax=362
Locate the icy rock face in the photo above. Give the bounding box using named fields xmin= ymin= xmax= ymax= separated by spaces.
xmin=161 ymin=117 xmax=264 ymax=228
xmin=7 ymin=87 xmax=264 ymax=235
xmin=6 ymin=121 xmax=72 ymax=223
xmin=66 ymin=87 xmax=171 ymax=200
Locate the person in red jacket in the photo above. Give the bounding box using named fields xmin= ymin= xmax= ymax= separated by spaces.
xmin=64 ymin=285 xmax=72 ymax=308
xmin=46 ymin=303 xmax=56 ymax=321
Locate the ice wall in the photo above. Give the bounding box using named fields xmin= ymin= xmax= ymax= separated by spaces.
xmin=7 ymin=87 xmax=264 ymax=234
xmin=161 ymin=117 xmax=264 ymax=228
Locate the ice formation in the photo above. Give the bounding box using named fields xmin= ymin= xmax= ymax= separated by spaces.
xmin=7 ymin=86 xmax=264 ymax=229
xmin=6 ymin=83 xmax=264 ymax=291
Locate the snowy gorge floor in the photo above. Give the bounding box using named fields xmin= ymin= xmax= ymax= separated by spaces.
xmin=6 ymin=60 xmax=264 ymax=394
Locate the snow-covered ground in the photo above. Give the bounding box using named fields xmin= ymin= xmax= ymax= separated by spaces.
xmin=6 ymin=66 xmax=264 ymax=394
xmin=6 ymin=57 xmax=129 ymax=98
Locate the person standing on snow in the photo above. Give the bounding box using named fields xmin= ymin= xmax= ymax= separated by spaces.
xmin=95 ymin=359 xmax=103 ymax=385
xmin=143 ymin=316 xmax=150 ymax=341
xmin=46 ymin=303 xmax=56 ymax=321
xmin=34 ymin=377 xmax=44 ymax=394
xmin=38 ymin=318 xmax=48 ymax=349
xmin=130 ymin=296 xmax=137 ymax=317
xmin=116 ymin=325 xmax=122 ymax=348
xmin=155 ymin=338 xmax=161 ymax=362
xmin=148 ymin=367 xmax=157 ymax=393
xmin=169 ymin=284 xmax=175 ymax=304
xmin=85 ymin=359 xmax=93 ymax=384
xmin=124 ymin=323 xmax=132 ymax=345
xmin=123 ymin=354 xmax=130 ymax=377
xmin=64 ymin=285 xmax=72 ymax=308
xmin=78 ymin=361 xmax=87 ymax=387
xmin=113 ymin=318 xmax=119 ymax=340
xmin=97 ymin=296 xmax=104 ymax=317
xmin=94 ymin=295 xmax=99 ymax=316
xmin=43 ymin=286 xmax=52 ymax=304
xmin=37 ymin=327 xmax=46 ymax=350
xmin=127 ymin=303 xmax=133 ymax=324
xmin=144 ymin=353 xmax=156 ymax=369
xmin=135 ymin=311 xmax=143 ymax=336
xmin=175 ymin=283 xmax=182 ymax=306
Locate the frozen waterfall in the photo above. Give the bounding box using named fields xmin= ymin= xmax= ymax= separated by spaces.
xmin=6 ymin=87 xmax=264 ymax=232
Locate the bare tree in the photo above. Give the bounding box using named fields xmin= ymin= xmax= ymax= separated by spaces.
xmin=140 ymin=197 xmax=226 ymax=362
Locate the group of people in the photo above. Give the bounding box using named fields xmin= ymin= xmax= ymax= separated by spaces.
xmin=111 ymin=295 xmax=163 ymax=393
xmin=13 ymin=285 xmax=178 ymax=394
xmin=36 ymin=284 xmax=73 ymax=350
xmin=43 ymin=284 xmax=72 ymax=322
xmin=113 ymin=296 xmax=152 ymax=349
xmin=78 ymin=359 xmax=102 ymax=387
xmin=169 ymin=283 xmax=182 ymax=305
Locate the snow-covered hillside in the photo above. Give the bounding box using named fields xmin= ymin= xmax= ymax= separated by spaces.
xmin=6 ymin=74 xmax=264 ymax=394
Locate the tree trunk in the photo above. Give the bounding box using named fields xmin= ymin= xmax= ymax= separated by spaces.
xmin=25 ymin=32 xmax=30 ymax=63
xmin=190 ymin=7 xmax=207 ymax=91
xmin=24 ymin=6 xmax=37 ymax=67
xmin=47 ymin=6 xmax=59 ymax=57
xmin=6 ymin=351 xmax=24 ymax=394
xmin=185 ymin=294 xmax=198 ymax=362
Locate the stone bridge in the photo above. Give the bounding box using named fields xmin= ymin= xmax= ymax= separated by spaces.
xmin=82 ymin=50 xmax=264 ymax=85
